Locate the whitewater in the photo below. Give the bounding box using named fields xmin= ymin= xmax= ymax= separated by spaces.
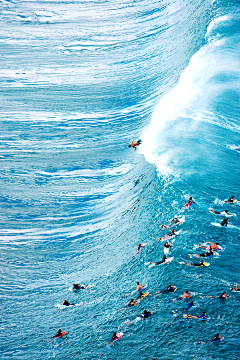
xmin=0 ymin=0 xmax=239 ymax=359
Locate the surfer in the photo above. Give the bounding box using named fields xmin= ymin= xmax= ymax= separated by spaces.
xmin=226 ymin=196 xmax=235 ymax=203
xmin=127 ymin=298 xmax=140 ymax=307
xmin=185 ymin=197 xmax=196 ymax=206
xmin=62 ymin=299 xmax=74 ymax=306
xmin=185 ymin=312 xmax=208 ymax=320
xmin=164 ymin=284 xmax=177 ymax=293
xmin=163 ymin=241 xmax=172 ymax=251
xmin=161 ymin=215 xmax=180 ymax=229
xmin=209 ymin=209 xmax=234 ymax=217
xmin=72 ymin=283 xmax=87 ymax=290
xmin=230 ymin=285 xmax=240 ymax=291
xmin=128 ymin=139 xmax=142 ymax=150
xmin=137 ymin=243 xmax=145 ymax=251
xmin=184 ymin=259 xmax=209 ymax=267
xmin=219 ymin=291 xmax=230 ymax=299
xmin=203 ymin=242 xmax=221 ymax=251
xmin=221 ymin=217 xmax=229 ymax=226
xmin=136 ymin=281 xmax=146 ymax=292
xmin=212 ymin=333 xmax=224 ymax=342
xmin=112 ymin=332 xmax=118 ymax=341
xmin=171 ymin=290 xmax=192 ymax=301
xmin=141 ymin=310 xmax=152 ymax=318
xmin=52 ymin=329 xmax=65 ymax=338
xmin=190 ymin=246 xmax=214 ymax=258
xmin=148 ymin=255 xmax=171 ymax=266
xmin=158 ymin=229 xmax=178 ymax=241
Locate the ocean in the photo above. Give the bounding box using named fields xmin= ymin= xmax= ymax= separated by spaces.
xmin=0 ymin=0 xmax=239 ymax=359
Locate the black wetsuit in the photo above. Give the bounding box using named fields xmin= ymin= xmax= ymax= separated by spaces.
xmin=74 ymin=284 xmax=85 ymax=290
xmin=168 ymin=231 xmax=178 ymax=237
xmin=63 ymin=301 xmax=74 ymax=306
xmin=221 ymin=218 xmax=228 ymax=226
xmin=141 ymin=311 xmax=152 ymax=318
xmin=200 ymin=250 xmax=213 ymax=257
xmin=212 ymin=335 xmax=221 ymax=342
xmin=165 ymin=286 xmax=175 ymax=292
xmin=193 ymin=263 xmax=207 ymax=267
xmin=52 ymin=331 xmax=62 ymax=338
xmin=227 ymin=197 xmax=234 ymax=203
xmin=155 ymin=256 xmax=167 ymax=265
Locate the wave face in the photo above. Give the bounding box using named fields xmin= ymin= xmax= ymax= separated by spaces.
xmin=0 ymin=0 xmax=239 ymax=359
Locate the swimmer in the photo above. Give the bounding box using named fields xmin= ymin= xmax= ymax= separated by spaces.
xmin=226 ymin=196 xmax=235 ymax=203
xmin=221 ymin=217 xmax=229 ymax=226
xmin=209 ymin=209 xmax=235 ymax=217
xmin=137 ymin=243 xmax=146 ymax=251
xmin=171 ymin=290 xmax=192 ymax=301
xmin=212 ymin=333 xmax=224 ymax=342
xmin=174 ymin=300 xmax=199 ymax=313
xmin=184 ymin=259 xmax=209 ymax=267
xmin=128 ymin=139 xmax=142 ymax=150
xmin=230 ymin=285 xmax=240 ymax=291
xmin=72 ymin=283 xmax=88 ymax=290
xmin=52 ymin=329 xmax=65 ymax=338
xmin=141 ymin=310 xmax=152 ymax=318
xmin=219 ymin=291 xmax=230 ymax=299
xmin=190 ymin=246 xmax=214 ymax=258
xmin=62 ymin=299 xmax=74 ymax=306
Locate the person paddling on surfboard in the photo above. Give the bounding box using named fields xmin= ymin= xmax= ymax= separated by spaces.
xmin=62 ymin=299 xmax=74 ymax=306
xmin=190 ymin=246 xmax=214 ymax=258
xmin=52 ymin=329 xmax=66 ymax=338
xmin=158 ymin=229 xmax=179 ymax=241
xmin=209 ymin=209 xmax=235 ymax=217
xmin=219 ymin=291 xmax=230 ymax=299
xmin=141 ymin=310 xmax=152 ymax=318
xmin=202 ymin=242 xmax=221 ymax=251
xmin=128 ymin=139 xmax=142 ymax=150
xmin=226 ymin=196 xmax=235 ymax=203
xmin=163 ymin=241 xmax=172 ymax=251
xmin=72 ymin=283 xmax=88 ymax=290
xmin=212 ymin=333 xmax=224 ymax=342
xmin=171 ymin=290 xmax=192 ymax=301
xmin=183 ymin=259 xmax=209 ymax=267
xmin=148 ymin=255 xmax=171 ymax=266
xmin=185 ymin=197 xmax=196 ymax=207
xmin=221 ymin=217 xmax=229 ymax=226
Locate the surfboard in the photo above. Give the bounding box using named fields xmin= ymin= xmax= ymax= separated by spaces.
xmin=113 ymin=332 xmax=124 ymax=341
xmin=224 ymin=199 xmax=237 ymax=203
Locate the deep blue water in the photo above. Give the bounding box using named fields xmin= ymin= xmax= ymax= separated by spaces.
xmin=0 ymin=0 xmax=240 ymax=359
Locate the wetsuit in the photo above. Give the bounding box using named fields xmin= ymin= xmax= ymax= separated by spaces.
xmin=63 ymin=301 xmax=74 ymax=306
xmin=200 ymin=250 xmax=213 ymax=257
xmin=193 ymin=262 xmax=207 ymax=267
xmin=141 ymin=311 xmax=152 ymax=318
xmin=112 ymin=334 xmax=118 ymax=341
xmin=155 ymin=257 xmax=166 ymax=265
xmin=164 ymin=244 xmax=172 ymax=250
xmin=73 ymin=284 xmax=85 ymax=290
xmin=137 ymin=140 xmax=142 ymax=145
xmin=227 ymin=197 xmax=234 ymax=203
xmin=221 ymin=218 xmax=228 ymax=226
xmin=171 ymin=218 xmax=180 ymax=224
xmin=52 ymin=331 xmax=62 ymax=338
xmin=197 ymin=314 xmax=208 ymax=320
xmin=165 ymin=286 xmax=176 ymax=292
xmin=212 ymin=335 xmax=221 ymax=342
xmin=168 ymin=231 xmax=178 ymax=238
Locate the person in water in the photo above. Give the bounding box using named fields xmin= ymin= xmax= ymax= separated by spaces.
xmin=186 ymin=197 xmax=196 ymax=206
xmin=62 ymin=299 xmax=74 ymax=306
xmin=163 ymin=241 xmax=172 ymax=250
xmin=52 ymin=329 xmax=65 ymax=338
xmin=203 ymin=242 xmax=221 ymax=251
xmin=161 ymin=215 xmax=180 ymax=229
xmin=191 ymin=246 xmax=214 ymax=258
xmin=226 ymin=196 xmax=235 ymax=203
xmin=221 ymin=217 xmax=229 ymax=226
xmin=148 ymin=255 xmax=171 ymax=266
xmin=136 ymin=281 xmax=146 ymax=292
xmin=230 ymin=285 xmax=240 ymax=291
xmin=141 ymin=310 xmax=152 ymax=318
xmin=184 ymin=259 xmax=209 ymax=267
xmin=209 ymin=209 xmax=234 ymax=217
xmin=219 ymin=291 xmax=230 ymax=299
xmin=188 ymin=312 xmax=208 ymax=320
xmin=185 ymin=300 xmax=199 ymax=311
xmin=150 ymin=283 xmax=177 ymax=296
xmin=112 ymin=332 xmax=118 ymax=341
xmin=212 ymin=333 xmax=224 ymax=341
xmin=72 ymin=283 xmax=87 ymax=290
xmin=171 ymin=290 xmax=192 ymax=301
xmin=127 ymin=298 xmax=139 ymax=307
xmin=158 ymin=229 xmax=178 ymax=241
xmin=128 ymin=139 xmax=142 ymax=150
xmin=137 ymin=243 xmax=145 ymax=251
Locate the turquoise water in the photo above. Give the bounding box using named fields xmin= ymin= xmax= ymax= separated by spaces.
xmin=0 ymin=0 xmax=239 ymax=359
